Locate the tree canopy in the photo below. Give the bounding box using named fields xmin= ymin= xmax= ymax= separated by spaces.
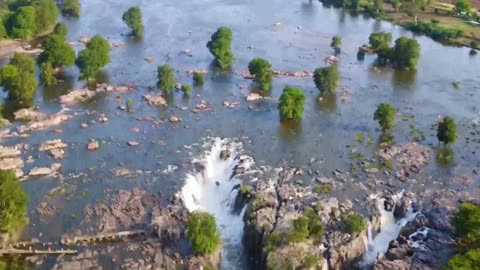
xmin=278 ymin=86 xmax=306 ymax=121
xmin=369 ymin=32 xmax=392 ymax=51
xmin=451 ymin=202 xmax=480 ymax=249
xmin=62 ymin=0 xmax=81 ymax=17
xmin=38 ymin=34 xmax=75 ymax=68
xmin=206 ymin=26 xmax=234 ymax=69
xmin=443 ymin=248 xmax=480 ymax=270
xmin=394 ymin=36 xmax=421 ymax=70
xmin=32 ymin=0 xmax=59 ymax=33
xmin=53 ymin=22 xmax=67 ymax=37
xmin=157 ymin=64 xmax=176 ymax=91
xmin=374 ymin=103 xmax=397 ymax=132
xmin=248 ymin=57 xmax=272 ymax=91
xmin=76 ymin=35 xmax=110 ymax=80
xmin=185 ymin=212 xmax=221 ymax=256
xmin=0 ymin=53 xmax=38 ymax=101
xmin=343 ymin=213 xmax=366 ymax=235
xmin=122 ymin=6 xmax=143 ymax=37
xmin=314 ymin=65 xmax=340 ymax=94
xmin=0 ymin=170 xmax=29 ymax=244
xmin=455 ymin=0 xmax=472 ymax=14
xmin=437 ymin=116 xmax=457 ymax=144
xmin=7 ymin=6 xmax=36 ymax=39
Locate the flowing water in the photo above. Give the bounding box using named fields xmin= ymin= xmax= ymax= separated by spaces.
xmin=1 ymin=0 xmax=480 ymax=268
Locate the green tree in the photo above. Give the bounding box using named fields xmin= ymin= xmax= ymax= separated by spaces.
xmin=122 ymin=6 xmax=144 ymax=37
xmin=32 ymin=0 xmax=59 ymax=33
xmin=53 ymin=22 xmax=67 ymax=37
xmin=157 ymin=65 xmax=176 ymax=91
xmin=288 ymin=217 xmax=310 ymax=242
xmin=455 ymin=0 xmax=472 ymax=14
xmin=278 ymin=86 xmax=306 ymax=121
xmin=193 ymin=72 xmax=205 ymax=86
xmin=374 ymin=0 xmax=384 ymax=13
xmin=76 ymin=35 xmax=110 ymax=80
xmin=374 ymin=103 xmax=397 ymax=132
xmin=443 ymin=248 xmax=480 ymax=270
xmin=451 ymin=202 xmax=480 ymax=249
xmin=0 ymin=53 xmax=38 ymax=101
xmin=392 ymin=0 xmax=401 ymax=11
xmin=404 ymin=0 xmax=428 ymax=25
xmin=40 ymin=62 xmax=56 ymax=85
xmin=331 ymin=36 xmax=342 ymax=48
xmin=206 ymin=26 xmax=234 ymax=69
xmin=62 ymin=0 xmax=81 ymax=17
xmin=314 ymin=65 xmax=340 ymax=94
xmin=394 ymin=36 xmax=420 ymax=70
xmin=185 ymin=212 xmax=221 ymax=256
xmin=343 ymin=213 xmax=366 ymax=235
xmin=369 ymin=32 xmax=392 ymax=51
xmin=248 ymin=57 xmax=272 ymax=91
xmin=437 ymin=116 xmax=457 ymax=144
xmin=7 ymin=6 xmax=36 ymax=39
xmin=38 ymin=34 xmax=75 ymax=68
xmin=0 ymin=18 xmax=6 ymax=40
xmin=0 ymin=170 xmax=29 ymax=245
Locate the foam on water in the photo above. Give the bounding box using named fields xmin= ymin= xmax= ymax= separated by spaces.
xmin=180 ymin=138 xmax=253 ymax=270
xmin=360 ymin=192 xmax=418 ymax=266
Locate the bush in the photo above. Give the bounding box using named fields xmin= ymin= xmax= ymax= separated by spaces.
xmin=156 ymin=65 xmax=176 ymax=91
xmin=315 ymin=183 xmax=333 ymax=194
xmin=451 ymin=203 xmax=480 ymax=249
xmin=185 ymin=212 xmax=221 ymax=256
xmin=470 ymin=41 xmax=478 ymax=49
xmin=331 ymin=35 xmax=342 ymax=48
xmin=344 ymin=213 xmax=366 ymax=235
xmin=62 ymin=0 xmax=81 ymax=17
xmin=0 ymin=53 xmax=38 ymax=101
xmin=32 ymin=0 xmax=59 ymax=33
xmin=304 ymin=207 xmax=325 ymax=242
xmin=437 ymin=116 xmax=457 ymax=144
xmin=7 ymin=6 xmax=36 ymax=39
xmin=182 ymin=84 xmax=191 ymax=94
xmin=76 ymin=35 xmax=110 ymax=80
xmin=374 ymin=103 xmax=397 ymax=132
xmin=443 ymin=248 xmax=480 ymax=270
xmin=369 ymin=32 xmax=392 ymax=51
xmin=248 ymin=57 xmax=272 ymax=91
xmin=278 ymin=86 xmax=306 ymax=121
xmin=122 ymin=6 xmax=144 ymax=37
xmin=206 ymin=27 xmax=234 ymax=69
xmin=38 ymin=34 xmax=75 ymax=68
xmin=393 ymin=37 xmax=420 ymax=70
xmin=40 ymin=62 xmax=56 ymax=85
xmin=455 ymin=0 xmax=472 ymax=14
xmin=314 ymin=65 xmax=339 ymax=94
xmin=193 ymin=72 xmax=205 ymax=86
xmin=0 ymin=170 xmax=29 ymax=244
xmin=53 ymin=22 xmax=67 ymax=37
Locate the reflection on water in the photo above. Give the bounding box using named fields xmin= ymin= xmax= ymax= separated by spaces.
xmin=316 ymin=93 xmax=338 ymax=112
xmin=392 ymin=69 xmax=417 ymax=88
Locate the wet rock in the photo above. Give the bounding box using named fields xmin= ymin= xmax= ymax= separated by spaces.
xmin=99 ymin=115 xmax=108 ymax=123
xmin=112 ymin=167 xmax=131 ymax=177
xmin=81 ymin=123 xmax=88 ymax=128
xmin=394 ymin=196 xmax=412 ymax=219
xmin=219 ymin=149 xmax=231 ymax=160
xmin=39 ymin=139 xmax=67 ymax=151
xmin=246 ymin=93 xmax=262 ymax=102
xmin=169 ymin=116 xmax=181 ymax=123
xmin=373 ymin=258 xmax=411 ymax=270
xmin=130 ymin=127 xmax=140 ymax=133
xmin=143 ymin=94 xmax=167 ymax=106
xmin=378 ymin=143 xmax=431 ymax=181
xmin=223 ymin=101 xmax=240 ymax=108
xmin=14 ymin=108 xmax=47 ymax=121
xmin=79 ymin=35 xmax=91 ymax=44
xmin=144 ymin=57 xmax=155 ymax=63
xmin=272 ymin=69 xmax=314 ymax=77
xmin=29 ymin=163 xmax=61 ymax=176
xmin=50 ymin=148 xmax=65 ymax=159
xmin=59 ymin=88 xmax=97 ymax=105
xmin=17 ymin=113 xmax=72 ymax=133
xmin=87 ymin=140 xmax=99 ymax=151
xmin=0 ymin=145 xmax=24 ymax=177
xmin=128 ymin=141 xmax=140 ymax=147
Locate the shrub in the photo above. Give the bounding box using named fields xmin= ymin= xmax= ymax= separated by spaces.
xmin=122 ymin=6 xmax=144 ymax=37
xmin=343 ymin=213 xmax=366 ymax=235
xmin=264 ymin=232 xmax=284 ymax=253
xmin=62 ymin=0 xmax=81 ymax=17
xmin=182 ymin=84 xmax=191 ymax=94
xmin=156 ymin=65 xmax=176 ymax=91
xmin=40 ymin=62 xmax=57 ymax=85
xmin=374 ymin=103 xmax=397 ymax=132
xmin=315 ymin=183 xmax=333 ymax=194
xmin=248 ymin=57 xmax=272 ymax=91
xmin=369 ymin=32 xmax=392 ymax=51
xmin=278 ymin=86 xmax=306 ymax=121
xmin=185 ymin=212 xmax=221 ymax=256
xmin=455 ymin=0 xmax=472 ymax=14
xmin=33 ymin=0 xmax=59 ymax=33
xmin=0 ymin=170 xmax=29 ymax=245
xmin=38 ymin=34 xmax=75 ymax=68
xmin=331 ymin=35 xmax=342 ymax=48
xmin=76 ymin=35 xmax=110 ymax=80
xmin=393 ymin=37 xmax=420 ymax=70
xmin=288 ymin=216 xmax=310 ymax=243
xmin=451 ymin=203 xmax=480 ymax=249
xmin=443 ymin=248 xmax=480 ymax=270
xmin=0 ymin=53 xmax=38 ymax=101
xmin=437 ymin=116 xmax=457 ymax=144
xmin=53 ymin=22 xmax=67 ymax=37
xmin=206 ymin=27 xmax=234 ymax=69
xmin=7 ymin=6 xmax=36 ymax=40
xmin=314 ymin=65 xmax=339 ymax=94
xmin=304 ymin=207 xmax=325 ymax=242
xmin=193 ymin=72 xmax=205 ymax=86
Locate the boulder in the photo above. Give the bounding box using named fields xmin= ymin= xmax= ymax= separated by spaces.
xmin=219 ymin=149 xmax=231 ymax=160
xmin=39 ymin=139 xmax=67 ymax=152
xmin=59 ymin=88 xmax=97 ymax=105
xmin=143 ymin=95 xmax=167 ymax=106
xmin=169 ymin=116 xmax=181 ymax=123
xmin=29 ymin=163 xmax=61 ymax=176
xmin=127 ymin=141 xmax=140 ymax=147
xmin=87 ymin=140 xmax=99 ymax=151
xmin=246 ymin=93 xmax=262 ymax=102
xmin=17 ymin=113 xmax=72 ymax=133
xmin=14 ymin=108 xmax=47 ymax=121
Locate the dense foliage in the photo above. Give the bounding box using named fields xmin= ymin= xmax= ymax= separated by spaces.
xmin=248 ymin=57 xmax=272 ymax=91
xmin=374 ymin=103 xmax=397 ymax=132
xmin=443 ymin=248 xmax=480 ymax=270
xmin=404 ymin=21 xmax=463 ymax=42
xmin=451 ymin=203 xmax=480 ymax=249
xmin=6 ymin=6 xmax=36 ymax=39
xmin=394 ymin=36 xmax=421 ymax=70
xmin=278 ymin=86 xmax=306 ymax=121
xmin=193 ymin=72 xmax=205 ymax=86
xmin=53 ymin=22 xmax=67 ymax=37
xmin=32 ymin=0 xmax=59 ymax=33
xmin=331 ymin=35 xmax=342 ymax=48
xmin=76 ymin=35 xmax=110 ymax=80
xmin=369 ymin=32 xmax=392 ymax=51
xmin=0 ymin=53 xmax=38 ymax=101
xmin=40 ymin=62 xmax=56 ymax=85
xmin=122 ymin=6 xmax=143 ymax=37
xmin=185 ymin=212 xmax=221 ymax=256
xmin=206 ymin=26 xmax=234 ymax=69
xmin=437 ymin=116 xmax=457 ymax=144
xmin=314 ymin=65 xmax=339 ymax=94
xmin=343 ymin=213 xmax=366 ymax=235
xmin=455 ymin=0 xmax=472 ymax=14
xmin=38 ymin=34 xmax=75 ymax=68
xmin=156 ymin=65 xmax=176 ymax=91
xmin=62 ymin=0 xmax=81 ymax=17
xmin=0 ymin=170 xmax=29 ymax=244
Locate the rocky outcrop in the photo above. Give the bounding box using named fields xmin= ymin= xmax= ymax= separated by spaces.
xmin=29 ymin=163 xmax=61 ymax=176
xmin=59 ymin=84 xmax=133 ymax=106
xmin=377 ymin=143 xmax=431 ymax=181
xmin=326 ymin=230 xmax=367 ymax=270
xmin=17 ymin=113 xmax=71 ymax=134
xmin=0 ymin=145 xmax=24 ymax=177
xmin=143 ymin=94 xmax=167 ymax=106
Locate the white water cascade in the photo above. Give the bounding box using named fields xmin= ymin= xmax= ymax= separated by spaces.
xmin=360 ymin=192 xmax=418 ymax=266
xmin=179 ymin=138 xmax=253 ymax=270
